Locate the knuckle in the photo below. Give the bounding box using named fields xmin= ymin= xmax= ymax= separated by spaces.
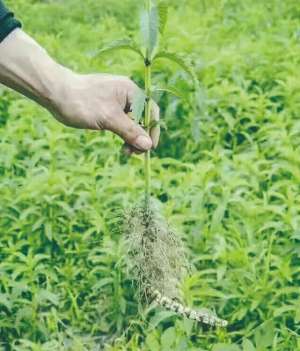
xmin=122 ymin=77 xmax=137 ymax=90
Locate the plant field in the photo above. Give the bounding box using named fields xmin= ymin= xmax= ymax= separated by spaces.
xmin=0 ymin=0 xmax=300 ymax=350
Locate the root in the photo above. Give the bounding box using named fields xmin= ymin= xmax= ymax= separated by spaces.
xmin=123 ymin=198 xmax=228 ymax=328
xmin=124 ymin=198 xmax=187 ymax=300
xmin=150 ymin=288 xmax=228 ymax=327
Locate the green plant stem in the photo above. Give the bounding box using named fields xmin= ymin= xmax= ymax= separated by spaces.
xmin=144 ymin=0 xmax=152 ymax=205
xmin=144 ymin=62 xmax=151 ymax=205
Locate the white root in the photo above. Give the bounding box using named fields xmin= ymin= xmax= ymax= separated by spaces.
xmin=150 ymin=288 xmax=228 ymax=328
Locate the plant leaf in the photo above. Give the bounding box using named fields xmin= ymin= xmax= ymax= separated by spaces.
xmin=140 ymin=6 xmax=159 ymax=57
xmin=157 ymin=2 xmax=168 ymax=34
xmin=192 ymin=115 xmax=201 ymax=142
xmin=154 ymin=87 xmax=185 ymax=100
xmin=242 ymin=339 xmax=256 ymax=351
xmin=96 ymin=39 xmax=144 ymax=59
xmin=149 ymin=310 xmax=177 ymax=329
xmin=212 ymin=344 xmax=240 ymax=351
xmin=132 ymin=89 xmax=146 ymax=122
xmin=154 ymin=51 xmax=197 ymax=83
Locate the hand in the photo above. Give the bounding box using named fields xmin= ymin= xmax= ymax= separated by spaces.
xmin=52 ymin=73 xmax=160 ymax=153
xmin=0 ymin=29 xmax=159 ymax=153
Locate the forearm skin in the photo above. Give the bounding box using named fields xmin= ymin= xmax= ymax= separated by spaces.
xmin=0 ymin=29 xmax=71 ymax=112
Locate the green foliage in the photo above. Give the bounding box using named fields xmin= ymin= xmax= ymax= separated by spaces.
xmin=140 ymin=6 xmax=159 ymax=58
xmin=154 ymin=51 xmax=197 ymax=83
xmin=132 ymin=89 xmax=146 ymax=122
xmin=1 ymin=0 xmax=300 ymax=350
xmin=157 ymin=2 xmax=168 ymax=35
xmin=96 ymin=39 xmax=144 ymax=60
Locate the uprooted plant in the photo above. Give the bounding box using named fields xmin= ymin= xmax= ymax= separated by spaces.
xmin=98 ymin=0 xmax=227 ymax=328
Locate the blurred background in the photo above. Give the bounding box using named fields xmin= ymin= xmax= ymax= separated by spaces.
xmin=1 ymin=0 xmax=300 ymax=350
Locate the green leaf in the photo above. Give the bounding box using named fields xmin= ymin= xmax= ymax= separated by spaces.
xmin=132 ymin=89 xmax=146 ymax=122
xmin=161 ymin=327 xmax=176 ymax=349
xmin=92 ymin=277 xmax=114 ymax=291
xmin=146 ymin=333 xmax=160 ymax=350
xmin=45 ymin=222 xmax=52 ymax=241
xmin=254 ymin=321 xmax=275 ymax=349
xmin=0 ymin=294 xmax=12 ymax=311
xmin=154 ymin=51 xmax=197 ymax=83
xmin=96 ymin=39 xmax=144 ymax=59
xmin=192 ymin=115 xmax=201 ymax=142
xmin=140 ymin=6 xmax=159 ymax=57
xmin=242 ymin=339 xmax=256 ymax=351
xmin=36 ymin=290 xmax=59 ymax=306
xmin=212 ymin=344 xmax=240 ymax=351
xmin=149 ymin=310 xmax=177 ymax=329
xmin=157 ymin=2 xmax=168 ymax=34
xmin=154 ymin=87 xmax=185 ymax=100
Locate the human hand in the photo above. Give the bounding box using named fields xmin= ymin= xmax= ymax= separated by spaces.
xmin=0 ymin=29 xmax=159 ymax=153
xmin=52 ymin=73 xmax=160 ymax=153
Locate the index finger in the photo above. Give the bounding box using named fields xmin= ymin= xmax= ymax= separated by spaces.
xmin=126 ymin=81 xmax=160 ymax=149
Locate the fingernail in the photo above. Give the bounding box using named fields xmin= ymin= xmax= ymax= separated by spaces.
xmin=134 ymin=135 xmax=152 ymax=151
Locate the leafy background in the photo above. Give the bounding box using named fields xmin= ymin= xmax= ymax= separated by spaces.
xmin=1 ymin=0 xmax=300 ymax=350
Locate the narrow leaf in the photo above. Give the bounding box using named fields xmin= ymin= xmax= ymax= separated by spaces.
xmin=192 ymin=115 xmax=201 ymax=142
xmin=158 ymin=2 xmax=168 ymax=34
xmin=140 ymin=6 xmax=159 ymax=57
xmin=154 ymin=87 xmax=185 ymax=100
xmin=96 ymin=39 xmax=144 ymax=59
xmin=154 ymin=51 xmax=197 ymax=82
xmin=132 ymin=89 xmax=146 ymax=122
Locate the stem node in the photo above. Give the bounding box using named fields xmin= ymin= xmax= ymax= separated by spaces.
xmin=144 ymin=58 xmax=151 ymax=66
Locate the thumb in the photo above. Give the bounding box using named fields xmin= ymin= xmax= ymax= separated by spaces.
xmin=106 ymin=108 xmax=153 ymax=151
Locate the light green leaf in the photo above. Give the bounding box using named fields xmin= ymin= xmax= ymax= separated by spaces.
xmin=192 ymin=115 xmax=201 ymax=142
xmin=132 ymin=89 xmax=146 ymax=122
xmin=212 ymin=344 xmax=240 ymax=351
xmin=242 ymin=339 xmax=256 ymax=351
xmin=157 ymin=2 xmax=168 ymax=34
xmin=36 ymin=290 xmax=59 ymax=306
xmin=161 ymin=327 xmax=176 ymax=349
xmin=254 ymin=321 xmax=275 ymax=349
xmin=140 ymin=6 xmax=159 ymax=57
xmin=154 ymin=51 xmax=197 ymax=82
xmin=92 ymin=277 xmax=114 ymax=291
xmin=96 ymin=39 xmax=144 ymax=59
xmin=45 ymin=222 xmax=52 ymax=241
xmin=146 ymin=333 xmax=160 ymax=350
xmin=154 ymin=87 xmax=185 ymax=100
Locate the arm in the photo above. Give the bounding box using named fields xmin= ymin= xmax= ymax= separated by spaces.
xmin=0 ymin=3 xmax=159 ymax=153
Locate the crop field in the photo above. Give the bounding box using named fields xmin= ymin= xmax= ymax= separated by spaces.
xmin=0 ymin=0 xmax=300 ymax=350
